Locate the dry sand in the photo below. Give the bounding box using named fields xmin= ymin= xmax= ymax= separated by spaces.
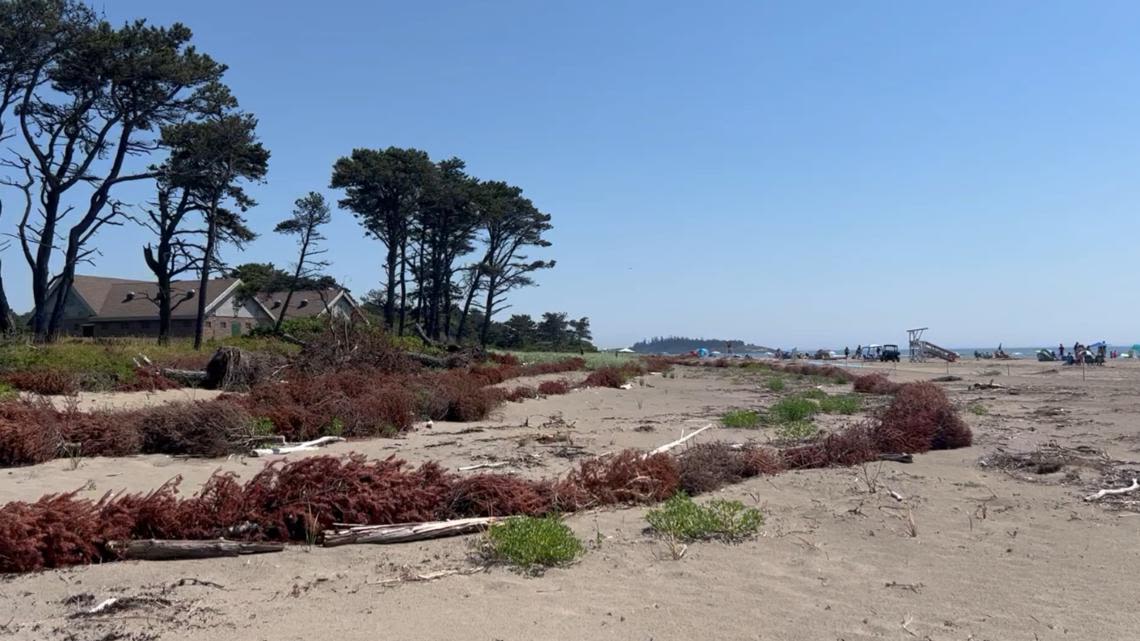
xmin=3 ymin=359 xmax=1140 ymax=640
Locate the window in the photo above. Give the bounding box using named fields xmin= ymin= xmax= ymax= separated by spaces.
xmin=205 ymin=321 xmax=211 ymax=328
xmin=220 ymin=321 xmax=227 ymax=328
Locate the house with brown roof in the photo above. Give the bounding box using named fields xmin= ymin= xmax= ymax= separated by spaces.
xmin=49 ymin=275 xmax=360 ymax=339
xmin=255 ymin=288 xmax=361 ymax=324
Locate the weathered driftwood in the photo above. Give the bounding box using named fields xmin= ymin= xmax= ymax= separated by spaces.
xmin=878 ymin=453 xmax=914 ymax=464
xmin=458 ymin=461 xmax=509 ymax=471
xmin=73 ymin=595 xmax=172 ymax=617
xmin=369 ymin=566 xmax=487 ymax=587
xmin=322 ymin=517 xmax=499 ymax=547
xmin=250 ymin=436 xmax=344 ymax=457
xmin=160 ymin=368 xmax=209 ymax=386
xmin=647 ymin=423 xmax=713 ymax=457
xmin=1084 ymin=478 xmax=1140 ymax=501
xmin=929 ymin=375 xmax=962 ymax=382
xmin=970 ymin=379 xmax=1006 ymax=391
xmin=107 ymin=539 xmax=284 ymax=561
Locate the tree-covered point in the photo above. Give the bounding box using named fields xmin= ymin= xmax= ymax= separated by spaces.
xmin=631 ymin=336 xmax=774 ymax=354
xmin=354 ymin=307 xmax=595 ymax=352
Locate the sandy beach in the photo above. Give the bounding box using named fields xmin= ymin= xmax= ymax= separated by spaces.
xmin=2 ymin=359 xmax=1139 ymax=640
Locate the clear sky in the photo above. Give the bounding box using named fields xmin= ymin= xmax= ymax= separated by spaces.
xmin=5 ymin=1 xmax=1140 ymax=349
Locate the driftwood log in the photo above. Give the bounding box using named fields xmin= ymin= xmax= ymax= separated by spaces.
xmin=323 ymin=517 xmax=499 ymax=547
xmin=250 ymin=436 xmax=345 ymax=457
xmin=1084 ymin=478 xmax=1140 ymax=501
xmin=160 ymin=368 xmax=209 ymax=386
xmin=647 ymin=423 xmax=713 ymax=457
xmin=107 ymin=539 xmax=284 ymax=561
xmin=970 ymin=379 xmax=1006 ymax=391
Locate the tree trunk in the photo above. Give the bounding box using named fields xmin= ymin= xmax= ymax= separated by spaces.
xmin=478 ymin=275 xmax=497 ymax=346
xmin=31 ymin=192 xmax=61 ymax=342
xmin=383 ymin=242 xmax=397 ymax=330
xmin=193 ymin=210 xmax=219 ymax=350
xmin=398 ymin=241 xmax=408 ymax=335
xmin=274 ymin=232 xmax=311 ymax=333
xmin=157 ymin=273 xmax=172 ymax=345
xmin=46 ymin=232 xmax=83 ymax=341
xmin=456 ymin=266 xmax=483 ymax=341
xmin=440 ymin=280 xmax=453 ymax=342
xmin=0 ymin=262 xmax=12 ymax=334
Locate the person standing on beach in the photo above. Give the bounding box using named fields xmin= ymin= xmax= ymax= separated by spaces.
xmin=1059 ymin=343 xmax=1065 ymax=358
xmin=844 ymin=346 xmax=850 ymax=360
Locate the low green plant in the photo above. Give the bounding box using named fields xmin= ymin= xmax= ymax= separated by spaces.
xmin=765 ymin=376 xmax=785 ymax=392
xmin=798 ymin=388 xmax=828 ymax=401
xmin=251 ymin=417 xmax=275 ymax=437
xmin=818 ymin=394 xmax=861 ymax=415
xmin=967 ymin=402 xmax=989 ymax=416
xmin=775 ymin=420 xmax=818 ymax=440
xmin=768 ymin=396 xmax=818 ymax=423
xmin=483 ymin=516 xmax=584 ymax=571
xmin=646 ymin=493 xmax=763 ymax=542
xmin=0 ymin=381 xmax=15 ymax=401
xmin=325 ymin=417 xmax=345 ymax=437
xmin=721 ymin=409 xmax=762 ymax=429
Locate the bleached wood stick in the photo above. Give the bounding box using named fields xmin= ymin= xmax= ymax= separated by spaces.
xmin=250 ymin=436 xmax=345 ymax=457
xmin=106 ymin=539 xmax=284 ymax=560
xmin=647 ymin=423 xmax=712 ymax=457
xmin=86 ymin=598 xmax=119 ymax=615
xmin=458 ymin=461 xmax=509 ymax=471
xmin=323 ymin=517 xmax=499 ymax=547
xmin=1084 ymin=478 xmax=1140 ymax=501
xmin=369 ymin=566 xmax=486 ymax=586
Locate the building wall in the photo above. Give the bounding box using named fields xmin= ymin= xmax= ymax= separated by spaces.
xmin=333 ymin=297 xmax=355 ymax=318
xmin=62 ymin=314 xmax=265 ymax=339
xmin=212 ymin=291 xmax=273 ymax=321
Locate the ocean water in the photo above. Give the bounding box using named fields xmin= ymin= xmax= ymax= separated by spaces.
xmin=733 ymin=344 xmax=1140 ymax=360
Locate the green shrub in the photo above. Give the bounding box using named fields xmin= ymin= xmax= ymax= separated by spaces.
xmin=646 ymin=493 xmax=763 ymax=542
xmin=768 ymin=396 xmax=818 ymax=423
xmin=765 ymin=377 xmax=785 ymax=392
xmin=325 ymin=417 xmax=345 ymax=437
xmin=775 ymin=420 xmax=817 ymax=440
xmin=484 ymin=516 xmax=584 ymax=570
xmin=799 ymin=388 xmax=828 ymax=401
xmin=818 ymin=394 xmax=861 ymax=415
xmin=967 ymin=402 xmax=988 ymax=416
xmin=721 ymin=409 xmax=762 ymax=429
xmin=251 ymin=417 xmax=275 ymax=437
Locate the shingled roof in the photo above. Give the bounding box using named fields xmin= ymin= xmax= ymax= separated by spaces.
xmin=255 ymin=288 xmax=353 ymax=319
xmin=67 ymin=275 xmax=242 ymax=320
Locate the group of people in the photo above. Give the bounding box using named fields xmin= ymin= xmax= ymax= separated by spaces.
xmin=1054 ymin=341 xmax=1111 ymax=365
xmin=845 ymin=345 xmax=880 ymax=360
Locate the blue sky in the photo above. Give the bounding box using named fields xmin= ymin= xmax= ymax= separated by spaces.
xmin=5 ymin=1 xmax=1140 ymax=348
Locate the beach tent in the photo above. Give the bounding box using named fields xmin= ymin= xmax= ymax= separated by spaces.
xmin=616 ymin=347 xmax=635 ymax=353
